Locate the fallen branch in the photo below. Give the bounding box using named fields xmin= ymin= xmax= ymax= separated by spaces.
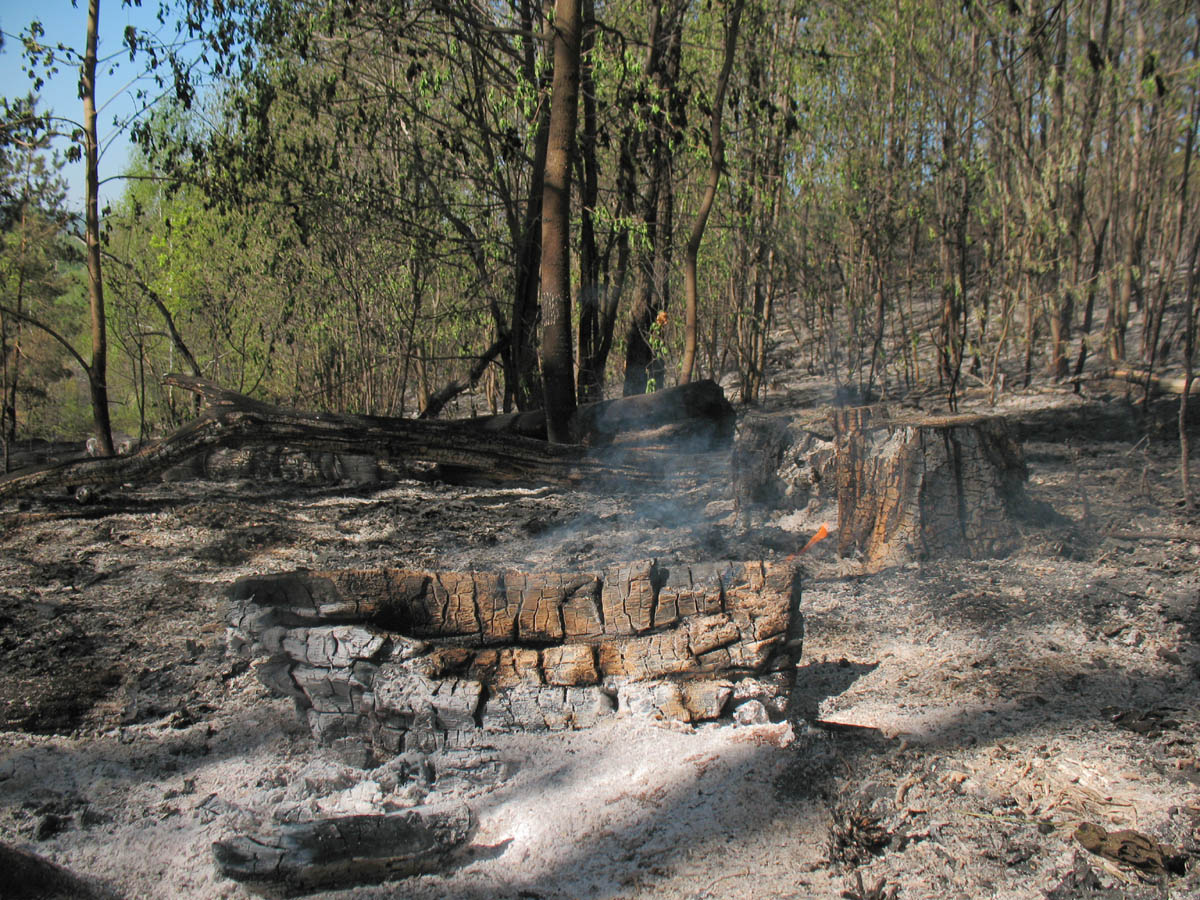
xmin=1108 ymin=366 xmax=1200 ymax=396
xmin=1101 ymin=529 xmax=1200 ymax=543
xmin=0 ymin=375 xmax=709 ymax=500
xmin=212 ymin=804 xmax=472 ymax=892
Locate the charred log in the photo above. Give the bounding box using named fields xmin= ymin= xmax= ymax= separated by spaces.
xmin=212 ymin=804 xmax=471 ymax=894
xmin=461 ymin=379 xmax=734 ymax=444
xmin=226 ymin=560 xmax=802 ymax=755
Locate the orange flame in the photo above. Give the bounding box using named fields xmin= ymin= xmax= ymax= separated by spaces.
xmin=787 ymin=524 xmax=830 ymax=563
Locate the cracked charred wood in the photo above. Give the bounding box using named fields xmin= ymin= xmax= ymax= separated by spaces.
xmin=211 ymin=803 xmax=472 ymax=893
xmin=833 ymin=407 xmax=1032 ymax=570
xmin=226 ymin=560 xmax=801 ymax=754
xmin=0 ymin=375 xmax=682 ymax=500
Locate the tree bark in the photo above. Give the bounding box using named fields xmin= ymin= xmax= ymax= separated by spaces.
xmin=538 ymin=0 xmax=583 ymax=442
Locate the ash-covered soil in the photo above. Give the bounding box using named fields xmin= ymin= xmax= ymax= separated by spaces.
xmin=1 ymin=380 xmax=1198 ymax=900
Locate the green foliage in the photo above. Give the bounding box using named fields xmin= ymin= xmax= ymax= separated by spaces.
xmin=3 ymin=0 xmax=1186 ymax=438
xmin=0 ymin=105 xmax=91 ymax=446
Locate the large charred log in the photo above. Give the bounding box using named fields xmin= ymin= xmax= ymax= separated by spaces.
xmin=226 ymin=560 xmax=802 ymax=756
xmin=212 ymin=804 xmax=472 ymax=894
xmin=460 ymin=379 xmax=733 ymax=445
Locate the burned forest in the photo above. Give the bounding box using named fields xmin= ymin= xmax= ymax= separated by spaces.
xmin=3 ymin=0 xmax=1200 ymax=898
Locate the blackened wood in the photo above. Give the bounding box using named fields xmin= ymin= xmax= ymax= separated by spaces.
xmin=212 ymin=804 xmax=471 ymax=893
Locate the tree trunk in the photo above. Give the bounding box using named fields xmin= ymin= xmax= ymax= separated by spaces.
xmin=575 ymin=0 xmax=606 ymax=404
xmin=538 ymin=0 xmax=582 ymax=442
xmin=506 ymin=1 xmax=551 ymax=413
xmin=681 ymin=0 xmax=743 ymax=385
xmin=82 ymin=0 xmax=114 ymax=456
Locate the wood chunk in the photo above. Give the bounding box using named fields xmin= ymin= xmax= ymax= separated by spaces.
xmin=481 ymin=684 xmax=609 ymax=731
xmin=212 ymin=804 xmax=471 ymax=892
xmin=471 ymin=571 xmax=515 ymax=642
xmin=681 ymin=680 xmax=734 ymax=720
xmin=280 ymin=626 xmax=386 ymax=668
xmin=596 ymin=629 xmax=695 ymax=680
xmin=600 ymin=561 xmax=661 ymax=634
xmin=616 ymin=681 xmax=692 ymax=721
xmin=470 ymin=648 xmax=543 ymax=687
xmin=372 ymin=668 xmax=483 ymax=733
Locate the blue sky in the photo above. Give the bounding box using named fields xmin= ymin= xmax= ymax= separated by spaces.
xmin=1 ymin=0 xmax=193 ymax=210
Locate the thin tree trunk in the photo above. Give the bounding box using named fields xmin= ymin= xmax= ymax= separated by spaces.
xmin=680 ymin=0 xmax=743 ymax=385
xmin=82 ymin=0 xmax=114 ymax=455
xmin=538 ymin=0 xmax=582 ymax=443
xmin=576 ymin=0 xmax=605 ymax=404
xmin=507 ymin=1 xmax=551 ymax=413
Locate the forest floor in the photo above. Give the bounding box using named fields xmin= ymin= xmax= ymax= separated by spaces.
xmin=1 ymin=362 xmax=1199 ymax=899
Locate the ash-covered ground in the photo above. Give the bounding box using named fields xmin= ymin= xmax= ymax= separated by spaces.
xmin=1 ymin=375 xmax=1198 ymax=900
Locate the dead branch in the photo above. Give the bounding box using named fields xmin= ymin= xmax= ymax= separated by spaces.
xmin=0 ymin=375 xmax=699 ymax=500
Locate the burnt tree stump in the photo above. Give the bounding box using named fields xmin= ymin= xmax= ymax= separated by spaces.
xmin=833 ymin=408 xmax=1031 ymax=570
xmin=226 ymin=560 xmax=802 ymax=756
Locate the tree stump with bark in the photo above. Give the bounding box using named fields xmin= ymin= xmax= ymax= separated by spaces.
xmin=226 ymin=560 xmax=801 ymax=757
xmin=832 ymin=407 xmax=1031 ymax=570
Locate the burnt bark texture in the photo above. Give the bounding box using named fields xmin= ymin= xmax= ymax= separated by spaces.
xmin=212 ymin=804 xmax=471 ymax=893
xmin=732 ymin=413 xmax=836 ymax=521
xmin=226 ymin=560 xmax=801 ymax=755
xmin=833 ymin=407 xmax=1031 ymax=570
